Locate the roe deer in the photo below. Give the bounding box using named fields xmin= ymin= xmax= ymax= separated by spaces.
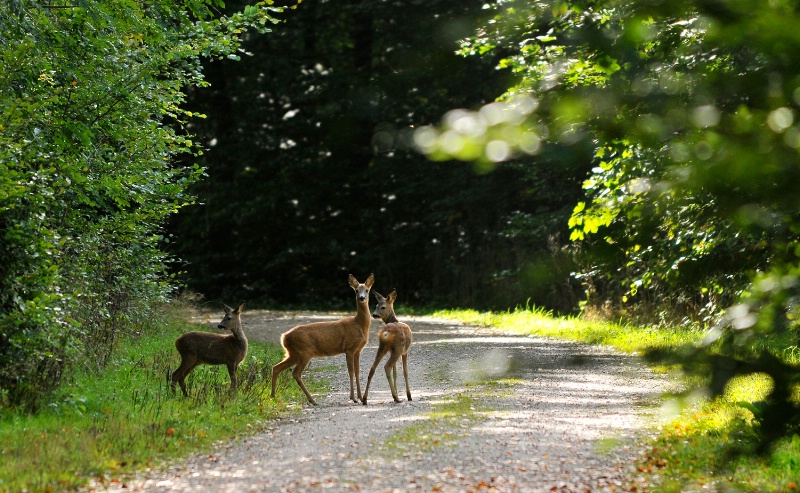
xmin=271 ymin=274 xmax=375 ymax=405
xmin=361 ymin=289 xmax=413 ymax=405
xmin=170 ymin=302 xmax=247 ymax=397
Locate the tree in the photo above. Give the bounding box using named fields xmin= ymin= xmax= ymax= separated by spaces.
xmin=418 ymin=0 xmax=800 ymax=450
xmin=0 ymin=0 xmax=281 ymax=409
xmin=168 ymin=0 xmax=586 ymax=311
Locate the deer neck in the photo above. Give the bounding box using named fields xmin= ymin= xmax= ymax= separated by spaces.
xmin=355 ymin=298 xmax=371 ymax=333
xmin=229 ymin=320 xmax=248 ymax=346
xmin=384 ymin=310 xmax=399 ymax=324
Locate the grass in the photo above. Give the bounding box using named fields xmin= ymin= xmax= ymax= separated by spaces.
xmin=378 ymin=380 xmax=518 ymax=458
xmin=437 ymin=305 xmax=800 ymax=493
xmin=0 ymin=315 xmax=322 ymax=493
xmin=379 ymin=391 xmax=486 ymax=457
xmin=434 ymin=305 xmax=704 ymax=354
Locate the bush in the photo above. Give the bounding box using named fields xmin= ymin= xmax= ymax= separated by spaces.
xmin=0 ymin=0 xmax=281 ymax=410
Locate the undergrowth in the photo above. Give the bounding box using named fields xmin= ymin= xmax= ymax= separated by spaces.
xmin=0 ymin=308 xmax=318 ymax=493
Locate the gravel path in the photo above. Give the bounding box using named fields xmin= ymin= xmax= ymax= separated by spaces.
xmin=101 ymin=310 xmax=671 ymax=492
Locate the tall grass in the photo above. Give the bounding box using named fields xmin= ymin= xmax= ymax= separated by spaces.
xmin=437 ymin=304 xmax=800 ymax=492
xmin=0 ymin=314 xmax=317 ymax=493
xmin=434 ymin=304 xmax=705 ymax=353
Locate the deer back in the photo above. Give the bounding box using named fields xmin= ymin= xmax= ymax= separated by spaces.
xmin=176 ymin=302 xmax=247 ymax=365
xmin=282 ymin=315 xmax=370 ymax=357
xmin=175 ymin=332 xmax=229 ymax=364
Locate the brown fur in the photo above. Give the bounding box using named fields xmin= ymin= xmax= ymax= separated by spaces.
xmin=271 ymin=274 xmax=375 ymax=405
xmin=171 ymin=302 xmax=247 ymax=397
xmin=362 ymin=289 xmax=413 ymax=405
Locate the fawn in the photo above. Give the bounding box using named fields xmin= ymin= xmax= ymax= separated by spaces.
xmin=170 ymin=302 xmax=247 ymax=397
xmin=271 ymin=274 xmax=375 ymax=405
xmin=361 ymin=289 xmax=413 ymax=405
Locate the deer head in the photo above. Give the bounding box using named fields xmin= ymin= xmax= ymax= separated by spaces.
xmin=349 ymin=273 xmax=374 ymax=303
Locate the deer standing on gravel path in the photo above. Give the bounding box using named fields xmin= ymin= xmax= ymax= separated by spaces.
xmin=171 ymin=302 xmax=247 ymax=397
xmin=361 ymin=289 xmax=412 ymax=405
xmin=271 ymin=274 xmax=375 ymax=405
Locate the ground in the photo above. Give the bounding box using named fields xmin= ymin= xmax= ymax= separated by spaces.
xmin=97 ymin=310 xmax=672 ymax=492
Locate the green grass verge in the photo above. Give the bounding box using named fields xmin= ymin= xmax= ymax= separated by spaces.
xmin=434 ymin=305 xmax=704 ymax=353
xmin=436 ymin=306 xmax=800 ymax=493
xmin=0 ymin=315 xmax=323 ymax=493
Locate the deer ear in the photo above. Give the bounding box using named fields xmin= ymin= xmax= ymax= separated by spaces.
xmin=373 ymin=291 xmax=385 ymax=302
xmin=348 ymin=274 xmax=359 ymax=289
xmin=388 ymin=290 xmax=397 ymax=303
xmin=365 ymin=273 xmax=375 ymax=288
xmin=235 ymin=302 xmax=245 ymax=313
xmin=222 ymin=303 xmax=233 ymax=313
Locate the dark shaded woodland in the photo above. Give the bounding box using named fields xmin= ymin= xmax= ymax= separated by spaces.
xmin=168 ymin=0 xmax=590 ymax=310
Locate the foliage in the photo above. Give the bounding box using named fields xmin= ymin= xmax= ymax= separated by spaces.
xmin=0 ymin=315 xmax=310 ymax=493
xmin=166 ymin=0 xmax=587 ymax=313
xmin=419 ymin=0 xmax=800 ymax=450
xmin=643 ymin=396 xmax=800 ymax=492
xmin=0 ymin=0 xmax=281 ymax=409
xmin=417 ymin=0 xmax=784 ymax=323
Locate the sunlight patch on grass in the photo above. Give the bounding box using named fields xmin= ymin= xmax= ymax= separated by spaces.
xmin=435 ymin=306 xmax=704 ymax=355
xmin=723 ymin=373 xmax=773 ymax=403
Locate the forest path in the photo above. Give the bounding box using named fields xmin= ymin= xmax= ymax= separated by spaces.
xmin=108 ymin=311 xmax=671 ymax=492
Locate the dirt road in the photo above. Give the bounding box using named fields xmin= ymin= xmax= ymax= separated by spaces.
xmin=103 ymin=311 xmax=670 ymax=492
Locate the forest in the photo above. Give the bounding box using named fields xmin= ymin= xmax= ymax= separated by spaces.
xmin=2 ymin=0 xmax=800 ymax=455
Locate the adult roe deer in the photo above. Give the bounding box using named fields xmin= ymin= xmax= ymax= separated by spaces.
xmin=271 ymin=274 xmax=375 ymax=405
xmin=170 ymin=302 xmax=247 ymax=397
xmin=361 ymin=289 xmax=413 ymax=405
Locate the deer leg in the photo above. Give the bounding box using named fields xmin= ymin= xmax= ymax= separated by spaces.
xmin=402 ymin=353 xmax=411 ymax=401
xmin=271 ymin=355 xmax=296 ymax=398
xmin=362 ymin=345 xmax=390 ymax=405
xmin=226 ymin=363 xmax=237 ymax=395
xmin=384 ymin=352 xmax=402 ymax=403
xmin=172 ymin=357 xmax=197 ymax=398
xmin=345 ymin=352 xmax=358 ymax=403
xmin=392 ymin=365 xmax=400 ymax=401
xmin=291 ymin=358 xmax=316 ymax=405
xmin=170 ymin=369 xmax=180 ymax=395
xmin=354 ymin=348 xmax=364 ymax=402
